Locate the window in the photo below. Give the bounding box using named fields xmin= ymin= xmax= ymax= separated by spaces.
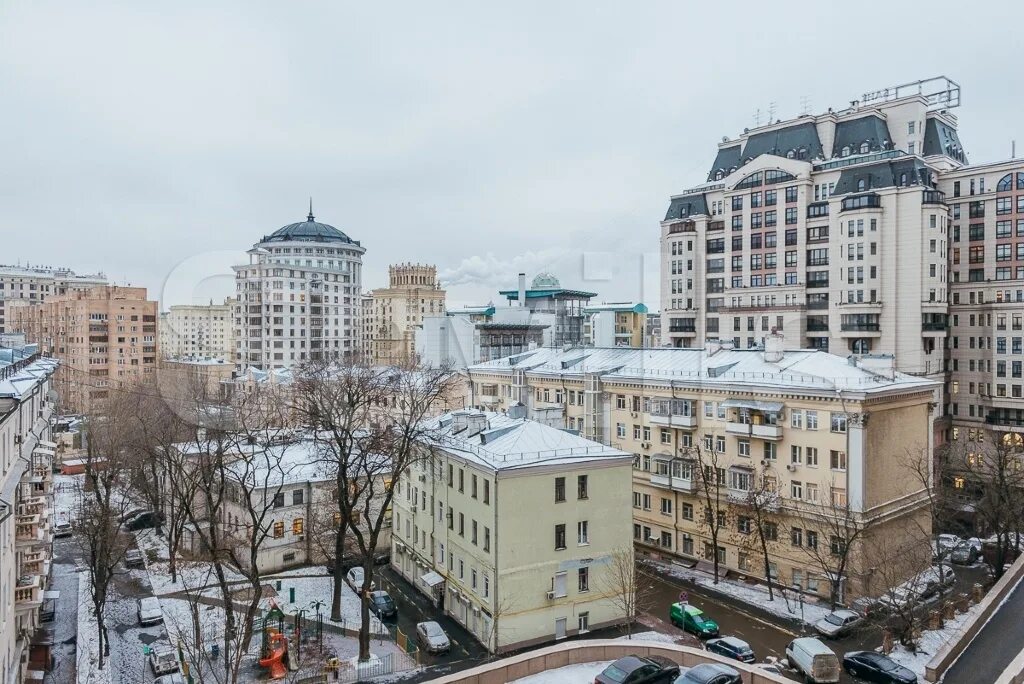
xmin=577 ymin=521 xmax=589 ymax=545
xmin=471 ymin=474 xmax=478 ymax=499
xmin=737 ymin=516 xmax=753 ymax=534
xmin=830 ymin=413 xmax=847 ymax=433
xmin=578 ymin=567 xmax=590 ymax=592
xmin=273 ymin=521 xmax=285 ymax=538
xmin=577 ymin=475 xmax=588 ymax=499
xmin=484 ymin=527 xmax=491 ymax=552
xmin=554 ymin=524 xmax=566 ymax=550
xmin=806 ymin=447 xmax=818 ymax=466
xmin=555 ymin=477 xmax=566 ymax=502
xmin=791 ymin=445 xmax=802 ymax=464
xmin=785 ymin=186 xmax=798 ymax=203
xmin=785 ymin=207 xmax=798 ymax=224
xmin=273 ymin=493 xmax=285 ymax=508
xmin=806 ymin=530 xmax=818 ymax=549
xmin=578 ymin=611 xmax=589 ymax=632
xmin=459 ymin=513 xmax=465 ymax=536
xmin=292 ymin=489 xmax=304 ymax=506
xmin=458 ymin=468 xmax=464 ymax=492
xmin=483 ymin=480 xmax=490 ymax=504
xmin=292 ymin=518 xmax=304 ymax=535
xmin=472 ymin=520 xmax=478 ymax=545
xmin=791 ymin=481 xmax=803 ymax=499
xmin=805 ymin=411 xmax=818 ymax=430
xmin=660 ymin=497 xmax=672 ymax=515
xmin=681 ymin=502 xmax=693 ymax=520
xmin=791 ymin=527 xmax=803 ymax=546
xmin=830 ymin=450 xmax=847 ymax=471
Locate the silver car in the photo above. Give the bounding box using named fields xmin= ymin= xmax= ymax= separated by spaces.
xmin=415 ymin=620 xmax=451 ymax=654
xmin=813 ymin=609 xmax=863 ymax=638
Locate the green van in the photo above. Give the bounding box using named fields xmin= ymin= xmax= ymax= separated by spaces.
xmin=669 ymin=602 xmax=720 ymax=638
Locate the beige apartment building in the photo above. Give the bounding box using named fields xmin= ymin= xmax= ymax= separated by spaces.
xmin=363 ymin=263 xmax=445 ymax=365
xmin=0 ymin=264 xmax=107 ymax=335
xmin=583 ymin=303 xmax=649 ymax=347
xmin=463 ymin=339 xmax=939 ymax=602
xmin=159 ymin=297 xmax=235 ymax=361
xmin=391 ymin=409 xmax=633 ymax=653
xmin=11 ymin=286 xmax=158 ymax=413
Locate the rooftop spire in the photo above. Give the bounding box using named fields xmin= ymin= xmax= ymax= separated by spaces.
xmin=307 ymin=197 xmax=315 ymax=222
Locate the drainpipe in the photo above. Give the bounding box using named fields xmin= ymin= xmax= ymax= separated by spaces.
xmin=491 ymin=474 xmax=500 ymax=655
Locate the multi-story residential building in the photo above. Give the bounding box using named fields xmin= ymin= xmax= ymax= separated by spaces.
xmin=499 ymin=272 xmax=596 ymax=347
xmin=645 ymin=312 xmax=662 ymax=348
xmin=233 ymin=207 xmax=364 ymax=370
xmin=0 ymin=343 xmax=59 ymax=684
xmin=583 ymin=303 xmax=649 ymax=347
xmin=363 ymin=264 xmax=445 ymax=365
xmin=463 ymin=338 xmax=939 ymax=602
xmin=417 ymin=302 xmax=550 ymax=370
xmin=159 ymin=298 xmax=235 ymax=361
xmin=0 ymin=264 xmax=107 ymax=335
xmin=391 ymin=408 xmax=632 ymax=653
xmin=10 ymin=286 xmax=158 ymax=413
xmin=660 ymin=77 xmax=964 ymax=383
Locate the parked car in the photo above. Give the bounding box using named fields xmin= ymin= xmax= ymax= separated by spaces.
xmin=932 ymin=533 xmax=961 ymax=559
xmin=148 ymin=649 xmax=179 ymax=675
xmin=850 ymin=595 xmax=886 ymax=618
xmin=121 ymin=508 xmax=148 ymax=524
xmin=950 ymin=539 xmax=982 ymax=564
xmin=705 ymin=636 xmax=754 ymax=663
xmin=878 ymin=586 xmax=921 ymax=612
xmin=670 ymin=603 xmax=719 ymax=638
xmin=918 ymin=565 xmax=956 ymax=599
xmin=595 ymin=655 xmax=679 ymax=684
xmin=842 ymin=651 xmax=917 ymax=683
xmin=813 ymin=609 xmax=863 ymax=638
xmin=674 ymin=663 xmax=742 ymax=684
xmin=415 ymin=621 xmax=450 ymax=654
xmin=125 ymin=549 xmax=146 ymax=568
xmin=345 ymin=566 xmax=376 ymax=595
xmin=368 ymin=590 xmax=397 ymax=620
xmin=138 ymin=597 xmax=163 ymax=626
xmin=53 ymin=521 xmax=73 ymax=538
xmin=785 ymin=637 xmax=840 ymax=684
xmin=126 ymin=511 xmax=162 ymax=531
xmin=153 ymin=675 xmax=185 ymax=684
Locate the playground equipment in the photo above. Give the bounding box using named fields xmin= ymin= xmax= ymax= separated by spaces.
xmin=258 ymin=629 xmax=288 ymax=680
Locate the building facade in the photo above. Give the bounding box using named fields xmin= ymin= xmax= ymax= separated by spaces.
xmin=499 ymin=272 xmax=596 ymax=347
xmin=463 ymin=340 xmax=939 ymax=602
xmin=159 ymin=298 xmax=235 ymax=361
xmin=233 ymin=208 xmax=364 ymax=370
xmin=391 ymin=409 xmax=633 ymax=653
xmin=583 ymin=303 xmax=649 ymax=347
xmin=0 ymin=345 xmax=59 ymax=684
xmin=0 ymin=264 xmax=106 ymax=335
xmin=10 ymin=286 xmax=158 ymax=413
xmin=363 ymin=264 xmax=445 ymax=365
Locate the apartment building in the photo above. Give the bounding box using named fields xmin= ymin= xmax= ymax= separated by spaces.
xmin=363 ymin=264 xmax=445 ymax=365
xmin=499 ymin=272 xmax=596 ymax=347
xmin=0 ymin=344 xmax=59 ymax=684
xmin=10 ymin=286 xmax=158 ymax=413
xmin=391 ymin=408 xmax=632 ymax=653
xmin=0 ymin=264 xmax=106 ymax=334
xmin=159 ymin=298 xmax=235 ymax=361
xmin=660 ymin=77 xmax=965 ymax=382
xmin=463 ymin=339 xmax=939 ymax=602
xmin=583 ymin=303 xmax=649 ymax=348
xmin=233 ymin=207 xmax=364 ymax=370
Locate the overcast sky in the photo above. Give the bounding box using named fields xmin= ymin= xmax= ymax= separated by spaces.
xmin=3 ymin=2 xmax=1023 ymax=310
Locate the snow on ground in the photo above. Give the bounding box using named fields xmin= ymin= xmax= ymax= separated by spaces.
xmin=53 ymin=474 xmax=82 ymax=520
xmin=75 ymin=572 xmax=110 ymax=684
xmin=615 ymin=630 xmax=682 ymax=644
xmin=510 ymin=661 xmax=612 ymax=684
xmin=136 ymin=528 xmax=244 ymax=595
xmin=644 ymin=558 xmax=832 ymax=624
xmin=266 ymin=564 xmax=332 ymax=578
xmin=268 ymin=574 xmax=387 ymax=634
xmin=886 ymin=598 xmax=988 ymax=679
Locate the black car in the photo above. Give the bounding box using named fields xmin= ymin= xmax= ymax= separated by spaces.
xmin=595 ymin=655 xmax=680 ymax=684
xmin=367 ymin=590 xmax=397 ymax=620
xmin=125 ymin=511 xmax=162 ymax=531
xmin=704 ymin=636 xmax=755 ymax=663
xmin=843 ymin=651 xmax=918 ymax=683
xmin=674 ymin=663 xmax=742 ymax=684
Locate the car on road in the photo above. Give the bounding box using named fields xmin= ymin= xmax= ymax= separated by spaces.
xmin=813 ymin=609 xmax=864 ymax=638
xmin=785 ymin=637 xmax=840 ymax=683
xmin=878 ymin=586 xmax=921 ymax=612
xmin=842 ymin=651 xmax=918 ymax=683
xmin=148 ymin=649 xmax=179 ymax=675
xmin=932 ymin=533 xmax=962 ymax=559
xmin=415 ymin=621 xmax=451 ymax=654
xmin=368 ymin=590 xmax=397 ymax=620
xmin=674 ymin=663 xmax=742 ymax=684
xmin=125 ymin=549 xmax=146 ymax=568
xmin=138 ymin=596 xmax=163 ymax=626
xmin=704 ymin=636 xmax=754 ymax=663
xmin=669 ymin=603 xmax=719 ymax=638
xmin=918 ymin=565 xmax=956 ymax=600
xmin=53 ymin=521 xmax=73 ymax=538
xmin=594 ymin=655 xmax=679 ymax=684
xmin=345 ymin=566 xmax=376 ymax=595
xmin=153 ymin=674 xmax=185 ymax=684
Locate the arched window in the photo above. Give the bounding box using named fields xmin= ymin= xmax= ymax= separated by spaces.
xmin=860 ymin=142 xmax=870 ymax=154
xmin=715 ymin=170 xmax=724 ymax=181
xmin=857 ymin=179 xmax=866 ymax=192
xmin=797 ymin=148 xmax=807 ymax=160
xmin=997 ymin=173 xmax=1013 ymax=192
xmin=841 ymin=146 xmax=851 ymax=157
xmin=900 ymin=173 xmax=907 ymax=186
xmin=786 ymin=150 xmax=795 ymax=159
xmin=1018 ymin=172 xmax=1024 ymax=190
xmin=851 ymin=339 xmax=871 ymax=354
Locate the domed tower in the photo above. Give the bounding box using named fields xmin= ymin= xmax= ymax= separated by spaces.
xmin=232 ymin=203 xmax=366 ymax=370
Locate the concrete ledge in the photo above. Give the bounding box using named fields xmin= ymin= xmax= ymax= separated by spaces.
xmin=995 ymin=647 xmax=1024 ymax=684
xmin=925 ymin=553 xmax=1024 ymax=682
xmin=429 ymin=639 xmax=791 ymax=684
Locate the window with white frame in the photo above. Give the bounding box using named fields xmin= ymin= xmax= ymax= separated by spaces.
xmin=790 ymin=410 xmax=803 ymax=429
xmin=577 ymin=521 xmax=589 ymax=545
xmin=806 ymin=411 xmax=819 ymax=430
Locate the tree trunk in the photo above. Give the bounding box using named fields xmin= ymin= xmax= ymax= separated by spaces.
xmin=358 ymin=562 xmax=372 ymax=661
xmin=331 ymin=528 xmax=344 ymax=621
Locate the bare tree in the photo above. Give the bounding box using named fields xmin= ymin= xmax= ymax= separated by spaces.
xmin=294 ymin=360 xmax=458 ymax=662
xmin=871 ymin=534 xmax=935 ymax=650
xmin=600 ymin=547 xmax=655 ymax=639
xmin=730 ymin=465 xmax=782 ymax=600
xmin=688 ymin=441 xmax=727 ymax=583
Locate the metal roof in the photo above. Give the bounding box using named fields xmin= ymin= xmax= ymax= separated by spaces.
xmin=261 ymin=209 xmax=359 ymax=245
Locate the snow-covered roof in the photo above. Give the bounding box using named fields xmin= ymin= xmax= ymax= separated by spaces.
xmin=469 ymin=346 xmax=937 ymax=397
xmin=0 ymin=356 xmax=59 ymax=400
xmin=424 ymin=409 xmax=629 ymax=472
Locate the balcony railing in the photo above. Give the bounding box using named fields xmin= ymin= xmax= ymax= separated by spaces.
xmin=649 ymin=473 xmax=696 ymax=493
xmin=840 ymin=193 xmax=882 ymax=212
xmin=840 ymin=323 xmax=881 ymax=332
xmin=725 ymin=422 xmax=784 ymax=440
xmin=922 ymin=189 xmax=946 ymax=205
xmin=15 ymin=575 xmax=42 ymax=608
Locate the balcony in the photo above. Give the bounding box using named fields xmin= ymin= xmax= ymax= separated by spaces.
xmin=649 ymin=412 xmax=697 ymax=428
xmin=726 ymin=422 xmax=784 ymax=440
xmin=668 ymin=220 xmax=696 ymax=235
xmin=922 ymin=189 xmax=946 ymax=205
xmin=15 ymin=575 xmax=42 ymax=610
xmin=840 ymin=193 xmax=882 ymax=212
xmin=20 ymin=550 xmax=49 ymax=578
xmin=16 ymin=514 xmax=44 ymax=546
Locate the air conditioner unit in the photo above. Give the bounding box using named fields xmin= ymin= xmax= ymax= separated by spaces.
xmin=760 ymin=459 xmax=769 ymax=467
xmin=545 ymin=590 xmax=556 ymax=600
xmin=786 ymin=464 xmax=797 ymax=472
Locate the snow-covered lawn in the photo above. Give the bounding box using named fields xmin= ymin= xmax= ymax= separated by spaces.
xmin=268 ymin=574 xmax=386 ymax=634
xmin=615 ymin=630 xmax=681 ymax=644
xmin=76 ymin=572 xmax=110 ymax=684
xmin=511 ymin=660 xmax=612 ymax=683
xmin=136 ymin=528 xmax=243 ymax=595
xmin=886 ymin=599 xmax=988 ymax=679
xmin=644 ymin=558 xmax=832 ymax=625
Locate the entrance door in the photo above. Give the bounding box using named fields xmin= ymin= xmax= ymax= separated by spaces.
xmin=555 ymin=617 xmax=567 ymax=640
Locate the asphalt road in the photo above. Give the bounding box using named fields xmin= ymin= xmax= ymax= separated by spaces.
xmin=45 ymin=535 xmax=81 ymax=684
xmin=942 ymin=571 xmax=1024 ymax=684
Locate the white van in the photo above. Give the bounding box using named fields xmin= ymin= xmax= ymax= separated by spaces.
xmin=785 ymin=637 xmax=840 ymax=683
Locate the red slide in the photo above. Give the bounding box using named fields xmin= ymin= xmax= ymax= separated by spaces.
xmin=258 ymin=631 xmax=288 ymax=680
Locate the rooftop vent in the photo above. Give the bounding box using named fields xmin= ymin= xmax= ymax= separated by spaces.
xmin=763 ymin=331 xmax=785 ymax=363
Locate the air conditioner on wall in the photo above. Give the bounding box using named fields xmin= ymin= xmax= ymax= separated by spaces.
xmin=786 ymin=464 xmax=797 ymax=472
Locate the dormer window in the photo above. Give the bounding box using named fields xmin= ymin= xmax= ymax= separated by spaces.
xmin=857 ymin=179 xmax=866 ymax=192
xmin=715 ymin=171 xmax=724 ymax=181
xmin=786 ymin=150 xmax=795 ymax=159
xmin=841 ymin=146 xmax=851 ymax=157
xmin=860 ymin=142 xmax=870 ymax=154
xmin=797 ymin=148 xmax=807 ymax=160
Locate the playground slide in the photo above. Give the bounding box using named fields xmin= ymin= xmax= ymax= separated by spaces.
xmin=258 ymin=632 xmax=288 ymax=680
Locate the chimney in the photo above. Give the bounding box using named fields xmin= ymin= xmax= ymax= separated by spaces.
xmin=763 ymin=331 xmax=785 ymax=363
xmin=517 ymin=273 xmax=527 ymax=308
xmin=506 ymin=402 xmax=527 ymax=420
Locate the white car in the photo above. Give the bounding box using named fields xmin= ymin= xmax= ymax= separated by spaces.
xmin=148 ymin=649 xmax=179 ymax=675
xmin=53 ymin=521 xmax=73 ymax=538
xmin=879 ymin=586 xmax=920 ymax=611
xmin=345 ymin=566 xmax=376 ymax=595
xmin=138 ymin=597 xmax=163 ymax=626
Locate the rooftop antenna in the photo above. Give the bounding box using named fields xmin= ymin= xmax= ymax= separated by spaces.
xmin=767 ymin=101 xmax=777 ymax=122
xmin=1013 ymin=140 xmax=1017 ymax=159
xmin=800 ymin=96 xmax=812 ymax=115
xmin=753 ymin=107 xmax=762 ymax=127
xmin=307 ymin=197 xmax=314 ymax=222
